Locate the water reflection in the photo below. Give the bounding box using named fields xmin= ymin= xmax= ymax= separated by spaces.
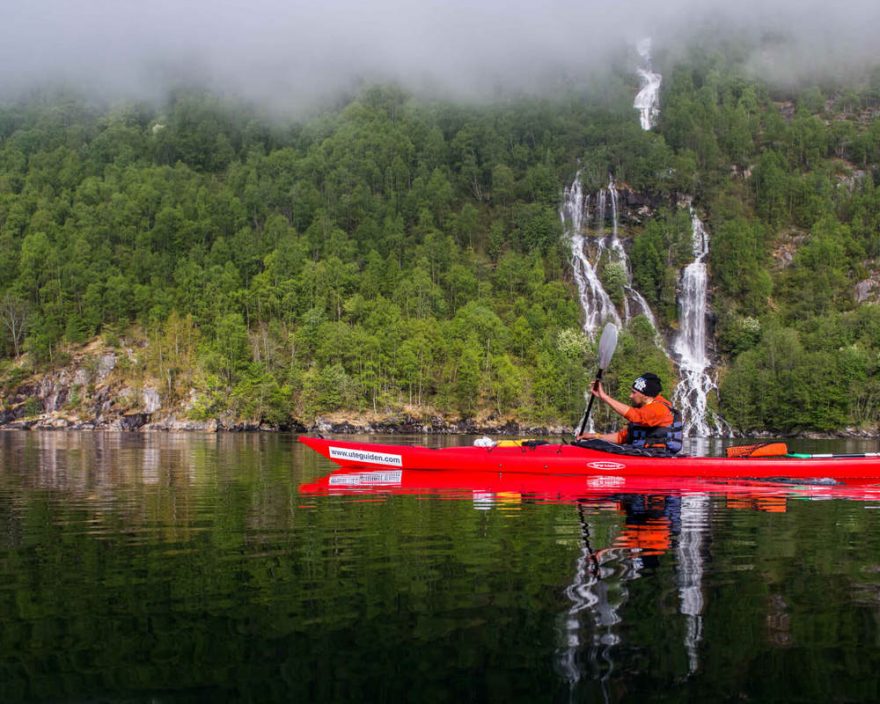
xmin=2 ymin=432 xmax=200 ymax=491
xmin=2 ymin=433 xmax=880 ymax=702
xmin=556 ymin=501 xmax=629 ymax=702
xmin=302 ymin=463 xmax=880 ymax=695
xmin=0 ymin=431 xmax=304 ymax=554
xmin=556 ymin=494 xmax=701 ymax=698
xmin=677 ymin=494 xmax=709 ymax=675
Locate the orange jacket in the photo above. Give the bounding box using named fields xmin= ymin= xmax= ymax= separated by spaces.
xmin=615 ymin=394 xmax=675 ymax=445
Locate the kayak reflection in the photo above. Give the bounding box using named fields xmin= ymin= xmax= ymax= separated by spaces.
xmin=300 ymin=468 xmax=880 ymax=690
xmin=298 ymin=467 xmax=880 ymax=507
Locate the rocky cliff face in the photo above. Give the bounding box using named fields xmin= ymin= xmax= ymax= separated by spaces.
xmin=0 ymin=342 xmax=566 ymax=435
xmin=0 ymin=342 xmax=246 ymax=432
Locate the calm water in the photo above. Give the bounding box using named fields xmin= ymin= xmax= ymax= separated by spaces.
xmin=1 ymin=432 xmax=880 ymax=703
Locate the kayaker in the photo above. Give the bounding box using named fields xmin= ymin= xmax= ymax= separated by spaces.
xmin=576 ymin=373 xmax=683 ymax=453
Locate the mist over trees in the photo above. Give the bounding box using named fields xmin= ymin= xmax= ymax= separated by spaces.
xmin=2 ymin=43 xmax=880 ymax=432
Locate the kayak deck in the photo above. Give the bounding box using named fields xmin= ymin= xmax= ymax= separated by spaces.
xmin=298 ymin=436 xmax=880 ymax=482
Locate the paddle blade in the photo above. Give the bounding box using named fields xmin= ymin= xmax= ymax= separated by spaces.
xmin=597 ymin=323 xmax=618 ymax=369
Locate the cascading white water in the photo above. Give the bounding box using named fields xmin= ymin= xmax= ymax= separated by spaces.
xmin=634 ymin=38 xmax=662 ymax=131
xmin=561 ymin=174 xmax=662 ymax=339
xmin=605 ymin=183 xmax=631 ymax=321
xmin=672 ymin=208 xmax=725 ymax=436
xmin=563 ymin=170 xmax=726 ymax=436
xmin=605 ymin=180 xmax=662 ymax=335
xmin=561 ymin=174 xmax=621 ymax=337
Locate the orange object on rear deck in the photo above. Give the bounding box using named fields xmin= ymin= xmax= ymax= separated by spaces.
xmin=725 ymin=442 xmax=789 ymax=458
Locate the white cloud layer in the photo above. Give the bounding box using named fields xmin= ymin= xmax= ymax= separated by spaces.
xmin=2 ymin=0 xmax=879 ymax=108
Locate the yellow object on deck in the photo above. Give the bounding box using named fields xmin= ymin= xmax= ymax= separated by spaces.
xmin=495 ymin=439 xmax=537 ymax=448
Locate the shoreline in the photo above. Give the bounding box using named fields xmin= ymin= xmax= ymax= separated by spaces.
xmin=1 ymin=413 xmax=876 ymax=440
xmin=0 ymin=415 xmax=570 ymax=436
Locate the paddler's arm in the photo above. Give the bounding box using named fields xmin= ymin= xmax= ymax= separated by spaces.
xmin=576 ymin=382 xmax=632 ymax=442
xmin=577 ymin=431 xmax=620 ymax=442
xmin=591 ymin=381 xmax=632 ymax=420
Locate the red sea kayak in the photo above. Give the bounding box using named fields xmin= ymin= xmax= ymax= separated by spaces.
xmin=298 ymin=436 xmax=880 ymax=482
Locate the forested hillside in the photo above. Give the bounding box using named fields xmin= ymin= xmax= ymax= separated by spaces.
xmin=2 ymin=46 xmax=880 ymax=433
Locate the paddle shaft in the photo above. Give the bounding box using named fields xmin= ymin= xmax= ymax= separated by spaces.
xmin=575 ymin=322 xmax=618 ymax=438
xmin=575 ymin=368 xmax=603 ymax=437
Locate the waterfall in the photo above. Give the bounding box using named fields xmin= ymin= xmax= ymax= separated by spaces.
xmin=561 ymin=174 xmax=662 ymax=339
xmin=563 ymin=168 xmax=727 ymax=436
xmin=634 ymin=38 xmax=662 ymax=131
xmin=672 ymin=207 xmax=725 ymax=436
xmin=605 ymin=180 xmax=663 ymax=337
xmin=561 ymin=174 xmax=621 ymax=338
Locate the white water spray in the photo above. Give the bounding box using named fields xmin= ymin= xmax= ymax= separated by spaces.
xmin=634 ymin=38 xmax=662 ymax=131
xmin=597 ymin=178 xmax=663 ymax=336
xmin=561 ymin=174 xmax=662 ymax=339
xmin=561 ymin=174 xmax=621 ymax=338
xmin=672 ymin=208 xmax=725 ymax=436
xmin=605 ymin=180 xmax=663 ymax=337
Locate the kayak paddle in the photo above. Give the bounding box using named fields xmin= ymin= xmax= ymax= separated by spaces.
xmin=575 ymin=322 xmax=618 ymax=438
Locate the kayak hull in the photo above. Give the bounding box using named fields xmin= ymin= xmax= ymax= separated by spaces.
xmin=298 ymin=436 xmax=880 ymax=482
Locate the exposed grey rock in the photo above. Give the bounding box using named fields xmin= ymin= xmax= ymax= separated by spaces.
xmin=142 ymin=388 xmax=161 ymax=413
xmin=39 ymin=377 xmax=57 ymax=412
xmin=31 ymin=416 xmax=73 ymax=430
xmin=142 ymin=417 xmax=219 ymax=432
xmin=45 ymin=387 xmax=68 ymax=413
xmin=69 ymin=421 xmax=97 ymax=430
xmin=855 ymin=277 xmax=879 ymax=304
xmin=327 ymin=421 xmax=361 ymax=434
xmin=97 ymin=353 xmax=116 ymax=380
xmin=314 ymin=418 xmax=334 ymax=434
xmin=227 ymin=421 xmax=264 ymax=432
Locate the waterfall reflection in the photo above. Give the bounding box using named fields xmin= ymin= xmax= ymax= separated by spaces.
xmin=556 ymin=493 xmax=710 ymax=692
xmin=675 ymin=493 xmax=710 ymax=675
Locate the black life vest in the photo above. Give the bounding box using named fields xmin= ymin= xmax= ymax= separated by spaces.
xmin=626 ymin=401 xmax=683 ymax=454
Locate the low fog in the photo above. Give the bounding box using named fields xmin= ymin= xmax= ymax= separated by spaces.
xmin=2 ymin=0 xmax=880 ymax=110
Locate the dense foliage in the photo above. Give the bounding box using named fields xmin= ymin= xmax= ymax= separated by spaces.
xmin=2 ymin=47 xmax=880 ymax=432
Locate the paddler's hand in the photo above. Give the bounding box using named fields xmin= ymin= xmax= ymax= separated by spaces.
xmin=577 ymin=432 xmax=597 ymax=440
xmin=590 ymin=381 xmax=606 ymax=399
